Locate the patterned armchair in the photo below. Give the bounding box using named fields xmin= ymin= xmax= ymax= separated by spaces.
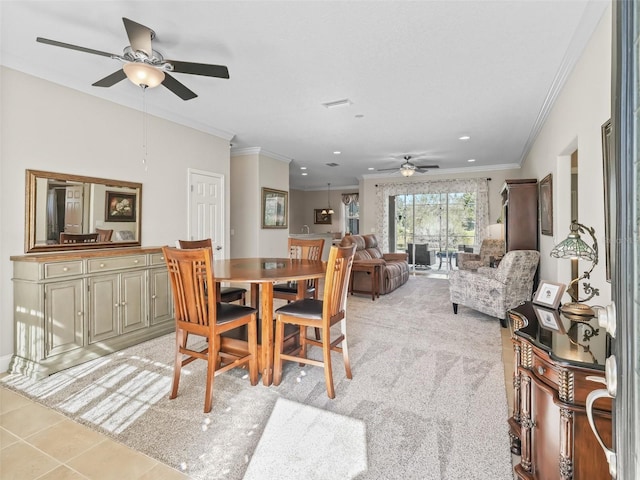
xmin=457 ymin=239 xmax=506 ymax=270
xmin=449 ymin=250 xmax=540 ymax=327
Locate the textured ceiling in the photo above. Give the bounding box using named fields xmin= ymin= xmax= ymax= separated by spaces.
xmin=0 ymin=1 xmax=609 ymax=189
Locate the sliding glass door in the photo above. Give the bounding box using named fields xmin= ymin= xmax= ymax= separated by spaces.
xmin=391 ymin=191 xmax=476 ymax=268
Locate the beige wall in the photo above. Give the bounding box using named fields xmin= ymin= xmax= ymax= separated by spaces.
xmin=289 ymin=186 xmax=357 ymax=236
xmin=0 ymin=67 xmax=232 ymax=370
xmin=230 ymin=150 xmax=289 ymax=259
xmin=520 ymin=5 xmax=611 ymax=306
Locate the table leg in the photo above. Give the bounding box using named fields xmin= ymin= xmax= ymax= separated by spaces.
xmin=260 ymin=282 xmax=274 ymax=386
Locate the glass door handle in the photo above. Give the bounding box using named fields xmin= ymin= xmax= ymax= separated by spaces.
xmin=586 ymin=355 xmax=617 ymax=479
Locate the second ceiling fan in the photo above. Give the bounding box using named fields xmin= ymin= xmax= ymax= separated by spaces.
xmin=377 ymin=155 xmax=440 ymax=177
xmin=37 ymin=17 xmax=229 ymax=100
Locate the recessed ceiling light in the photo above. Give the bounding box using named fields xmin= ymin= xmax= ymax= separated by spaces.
xmin=321 ymin=98 xmax=352 ymax=108
xmin=333 ymin=151 xmax=341 ymax=155
xmin=301 ymin=172 xmax=308 ymax=176
xmin=468 ymin=158 xmax=476 ymax=162
xmin=368 ymin=167 xmax=375 ymax=171
xmin=459 ymin=135 xmax=471 ymax=141
xmin=300 ymin=166 xmax=307 ymax=170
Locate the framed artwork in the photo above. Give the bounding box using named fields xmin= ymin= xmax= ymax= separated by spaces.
xmin=105 ymin=191 xmax=137 ymax=222
xmin=262 ymin=187 xmax=288 ymax=229
xmin=314 ymin=209 xmax=332 ymax=225
xmin=539 ymin=173 xmax=553 ymax=236
xmin=533 ymin=305 xmax=565 ymax=333
xmin=602 ymin=119 xmax=613 ymax=282
xmin=533 ymin=281 xmax=566 ymax=309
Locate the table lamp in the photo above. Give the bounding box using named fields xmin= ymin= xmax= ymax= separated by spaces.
xmin=550 ymin=220 xmax=599 ymax=316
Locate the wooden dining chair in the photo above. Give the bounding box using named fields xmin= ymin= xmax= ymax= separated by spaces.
xmin=59 ymin=232 xmax=99 ymax=243
xmin=273 ymin=237 xmax=325 ymax=302
xmin=273 ymin=244 xmax=356 ymax=398
xmin=162 ymin=246 xmax=258 ymax=413
xmin=178 ymin=238 xmax=247 ymax=305
xmin=95 ymin=228 xmax=113 ymax=242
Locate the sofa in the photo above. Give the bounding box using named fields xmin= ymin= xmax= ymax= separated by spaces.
xmin=340 ymin=234 xmax=410 ymax=295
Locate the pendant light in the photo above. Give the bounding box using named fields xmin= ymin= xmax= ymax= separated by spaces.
xmin=321 ymin=183 xmax=334 ymax=215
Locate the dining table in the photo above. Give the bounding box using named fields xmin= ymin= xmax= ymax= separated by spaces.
xmin=212 ymin=257 xmax=325 ymax=385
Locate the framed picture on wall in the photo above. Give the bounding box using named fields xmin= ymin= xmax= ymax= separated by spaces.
xmin=314 ymin=209 xmax=332 ymax=224
xmin=539 ymin=173 xmax=553 ymax=236
xmin=105 ymin=191 xmax=137 ymax=222
xmin=261 ymin=187 xmax=288 ymax=229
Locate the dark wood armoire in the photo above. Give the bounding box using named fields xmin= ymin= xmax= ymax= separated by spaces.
xmin=501 ymin=179 xmax=539 ymax=251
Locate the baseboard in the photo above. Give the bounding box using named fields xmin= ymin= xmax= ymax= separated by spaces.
xmin=0 ymin=353 xmax=12 ymax=374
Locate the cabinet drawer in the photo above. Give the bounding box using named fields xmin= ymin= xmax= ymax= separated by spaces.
xmin=149 ymin=253 xmax=167 ymax=266
xmin=44 ymin=261 xmax=83 ymax=279
xmin=88 ymin=255 xmax=147 ymax=273
xmin=531 ymin=354 xmax=559 ymax=388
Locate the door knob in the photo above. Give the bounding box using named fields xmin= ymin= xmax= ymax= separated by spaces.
xmin=216 ymin=246 xmax=222 ymax=251
xmin=596 ymin=302 xmax=616 ymax=338
xmin=586 ymin=355 xmax=617 ymax=479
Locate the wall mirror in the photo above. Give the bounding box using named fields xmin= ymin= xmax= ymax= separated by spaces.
xmin=25 ymin=169 xmax=142 ymax=253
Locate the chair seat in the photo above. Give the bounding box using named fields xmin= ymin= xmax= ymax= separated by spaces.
xmin=220 ymin=286 xmax=247 ymax=303
xmin=273 ymin=282 xmax=315 ymax=295
xmin=275 ymin=298 xmax=323 ymax=319
xmin=216 ymin=303 xmax=257 ymax=325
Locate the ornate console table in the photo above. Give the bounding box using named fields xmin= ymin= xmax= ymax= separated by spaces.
xmin=9 ymin=247 xmax=174 ymax=379
xmin=508 ymin=302 xmax=612 ymax=480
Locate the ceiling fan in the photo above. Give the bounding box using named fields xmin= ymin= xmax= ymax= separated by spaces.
xmin=377 ymin=155 xmax=440 ymax=177
xmin=36 ymin=17 xmax=229 ymax=100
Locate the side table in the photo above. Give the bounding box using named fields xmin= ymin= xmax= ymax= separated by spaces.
xmin=350 ymin=262 xmax=381 ymax=301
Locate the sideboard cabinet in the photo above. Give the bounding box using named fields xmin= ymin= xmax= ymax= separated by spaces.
xmin=508 ymin=303 xmax=612 ymax=480
xmin=10 ymin=247 xmax=174 ymax=379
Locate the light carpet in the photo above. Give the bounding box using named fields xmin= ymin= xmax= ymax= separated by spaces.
xmin=2 ymin=276 xmax=513 ymax=480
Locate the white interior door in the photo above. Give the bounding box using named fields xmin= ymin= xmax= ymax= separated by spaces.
xmin=188 ymin=169 xmax=224 ymax=260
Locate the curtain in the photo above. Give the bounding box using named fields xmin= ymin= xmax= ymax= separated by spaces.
xmin=341 ymin=193 xmax=359 ymax=205
xmin=375 ymin=178 xmax=490 ymax=251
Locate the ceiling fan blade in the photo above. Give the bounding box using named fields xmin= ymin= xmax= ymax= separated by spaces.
xmin=92 ymin=69 xmax=127 ymax=87
xmin=122 ymin=17 xmax=153 ymax=57
xmin=161 ymin=73 xmax=197 ymax=100
xmin=377 ymin=167 xmax=402 ymax=172
xmin=167 ymin=60 xmax=230 ymax=79
xmin=36 ymin=37 xmax=115 ymax=58
xmin=416 ymin=165 xmax=440 ymax=170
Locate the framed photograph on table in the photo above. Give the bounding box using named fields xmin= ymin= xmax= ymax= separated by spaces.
xmin=533 ymin=305 xmax=565 ymax=333
xmin=262 ymin=187 xmax=288 ymax=229
xmin=533 ymin=281 xmax=566 ymax=309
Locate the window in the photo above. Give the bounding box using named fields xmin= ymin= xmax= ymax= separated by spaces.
xmin=344 ymin=200 xmax=359 ymax=234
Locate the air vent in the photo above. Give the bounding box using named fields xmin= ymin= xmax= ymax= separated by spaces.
xmin=326 ymin=162 xmax=340 ymax=167
xmin=321 ymin=98 xmax=352 ymax=108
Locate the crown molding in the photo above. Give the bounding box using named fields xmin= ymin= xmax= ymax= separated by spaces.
xmin=231 ymin=147 xmax=291 ymax=163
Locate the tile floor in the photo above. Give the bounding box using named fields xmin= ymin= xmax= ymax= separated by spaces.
xmin=0 ymin=327 xmax=517 ymax=480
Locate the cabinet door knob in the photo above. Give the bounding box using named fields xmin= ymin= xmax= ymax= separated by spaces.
xmin=100 ymin=263 xmax=105 ymax=268
xmin=121 ymin=302 xmax=126 ymax=306
xmin=115 ymin=303 xmax=119 ymax=307
xmin=537 ymin=366 xmax=545 ymax=375
xmin=77 ymin=311 xmax=82 ymax=316
xmin=151 ymin=294 xmax=157 ymax=299
xmin=63 ymin=267 xmax=69 ymax=272
xmin=134 ymin=260 xmax=139 ymax=264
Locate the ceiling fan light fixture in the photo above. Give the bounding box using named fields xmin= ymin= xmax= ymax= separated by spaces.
xmin=123 ymin=62 xmax=165 ymax=88
xmin=400 ymin=164 xmax=416 ymax=177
